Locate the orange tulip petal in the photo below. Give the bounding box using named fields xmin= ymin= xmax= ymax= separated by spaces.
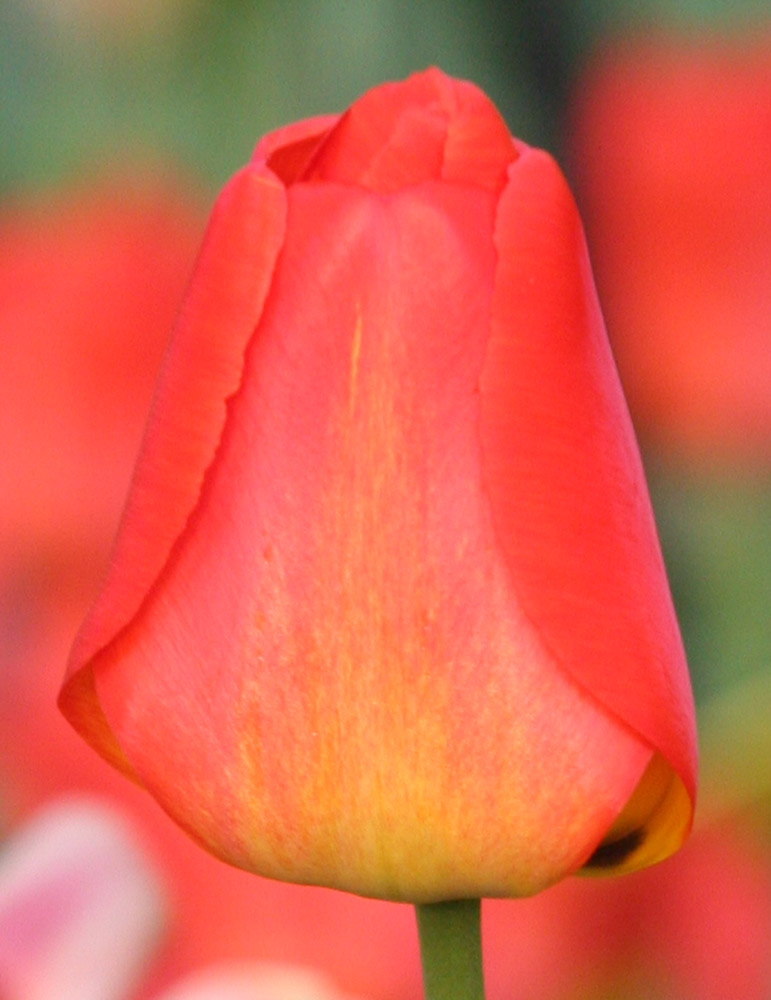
xmin=480 ymin=147 xmax=697 ymax=866
xmin=60 ymin=164 xmax=286 ymax=767
xmin=84 ymin=179 xmax=651 ymax=901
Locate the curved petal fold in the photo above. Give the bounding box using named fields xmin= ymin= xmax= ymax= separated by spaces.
xmin=60 ymin=164 xmax=287 ymax=766
xmin=252 ymin=115 xmax=339 ymax=185
xmin=480 ymin=147 xmax=697 ymax=868
xmin=305 ymin=68 xmax=515 ymax=194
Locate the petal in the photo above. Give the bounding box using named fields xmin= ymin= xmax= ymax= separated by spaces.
xmin=305 ymin=68 xmax=516 ymax=194
xmin=480 ymin=147 xmax=697 ymax=870
xmin=87 ymin=180 xmax=651 ymax=901
xmin=59 ymin=164 xmax=287 ymax=771
xmin=252 ymin=115 xmax=340 ymax=186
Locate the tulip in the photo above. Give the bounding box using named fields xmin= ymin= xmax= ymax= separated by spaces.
xmin=60 ymin=68 xmax=696 ymax=905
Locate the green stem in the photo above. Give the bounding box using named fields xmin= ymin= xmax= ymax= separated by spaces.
xmin=415 ymin=899 xmax=485 ymax=1000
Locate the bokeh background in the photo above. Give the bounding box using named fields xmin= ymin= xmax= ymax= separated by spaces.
xmin=1 ymin=1 xmax=769 ymax=998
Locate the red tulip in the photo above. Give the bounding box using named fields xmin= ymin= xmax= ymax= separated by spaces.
xmin=61 ymin=69 xmax=697 ymax=903
xmin=568 ymin=35 xmax=771 ymax=465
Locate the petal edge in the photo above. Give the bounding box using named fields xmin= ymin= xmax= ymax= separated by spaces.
xmin=60 ymin=164 xmax=287 ymax=764
xmin=480 ymin=149 xmax=697 ymax=854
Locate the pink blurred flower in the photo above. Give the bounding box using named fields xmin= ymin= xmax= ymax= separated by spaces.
xmin=155 ymin=963 xmax=364 ymax=1000
xmin=0 ymin=798 xmax=167 ymax=1000
xmin=631 ymin=821 xmax=771 ymax=1000
xmin=568 ymin=33 xmax=771 ymax=466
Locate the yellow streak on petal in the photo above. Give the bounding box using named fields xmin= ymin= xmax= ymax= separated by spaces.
xmin=348 ymin=304 xmax=363 ymax=420
xmin=225 ymin=304 xmax=655 ymax=902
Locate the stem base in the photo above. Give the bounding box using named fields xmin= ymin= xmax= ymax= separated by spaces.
xmin=415 ymin=898 xmax=485 ymax=1000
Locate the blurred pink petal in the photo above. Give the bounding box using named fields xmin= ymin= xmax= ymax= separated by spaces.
xmin=156 ymin=963 xmax=364 ymax=1000
xmin=0 ymin=797 xmax=167 ymax=1000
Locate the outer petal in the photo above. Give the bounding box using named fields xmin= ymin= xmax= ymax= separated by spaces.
xmin=83 ymin=179 xmax=652 ymax=902
xmin=304 ymin=68 xmax=516 ymax=194
xmin=480 ymin=148 xmax=697 ymax=871
xmin=59 ymin=164 xmax=286 ymax=772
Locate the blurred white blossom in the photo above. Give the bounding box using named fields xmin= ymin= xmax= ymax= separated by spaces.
xmin=0 ymin=797 xmax=168 ymax=1000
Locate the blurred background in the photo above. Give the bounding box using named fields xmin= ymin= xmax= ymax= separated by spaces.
xmin=1 ymin=1 xmax=769 ymax=999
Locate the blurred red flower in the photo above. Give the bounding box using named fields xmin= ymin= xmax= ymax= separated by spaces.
xmin=0 ymin=176 xmax=419 ymax=1000
xmin=0 ymin=176 xmax=200 ymax=578
xmin=486 ymin=819 xmax=771 ymax=1000
xmin=568 ymin=34 xmax=771 ymax=466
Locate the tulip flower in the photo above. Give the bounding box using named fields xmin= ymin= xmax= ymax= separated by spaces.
xmin=60 ymin=67 xmax=696 ymax=997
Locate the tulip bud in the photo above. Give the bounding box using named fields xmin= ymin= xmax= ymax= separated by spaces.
xmin=60 ymin=68 xmax=697 ymax=903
